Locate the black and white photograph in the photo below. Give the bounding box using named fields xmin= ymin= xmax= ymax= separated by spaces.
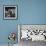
xmin=3 ymin=5 xmax=17 ymax=19
xmin=18 ymin=25 xmax=46 ymax=46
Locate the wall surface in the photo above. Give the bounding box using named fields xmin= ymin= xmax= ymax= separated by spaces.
xmin=20 ymin=0 xmax=46 ymax=24
xmin=0 ymin=0 xmax=46 ymax=45
xmin=0 ymin=0 xmax=19 ymax=44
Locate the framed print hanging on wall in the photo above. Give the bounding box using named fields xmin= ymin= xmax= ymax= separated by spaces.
xmin=3 ymin=5 xmax=17 ymax=20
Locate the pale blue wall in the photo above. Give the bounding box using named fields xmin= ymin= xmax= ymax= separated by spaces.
xmin=0 ymin=0 xmax=19 ymax=44
xmin=0 ymin=0 xmax=46 ymax=44
xmin=20 ymin=0 xmax=46 ymax=24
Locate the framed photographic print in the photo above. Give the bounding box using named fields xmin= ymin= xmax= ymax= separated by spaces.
xmin=18 ymin=24 xmax=46 ymax=42
xmin=3 ymin=5 xmax=17 ymax=20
